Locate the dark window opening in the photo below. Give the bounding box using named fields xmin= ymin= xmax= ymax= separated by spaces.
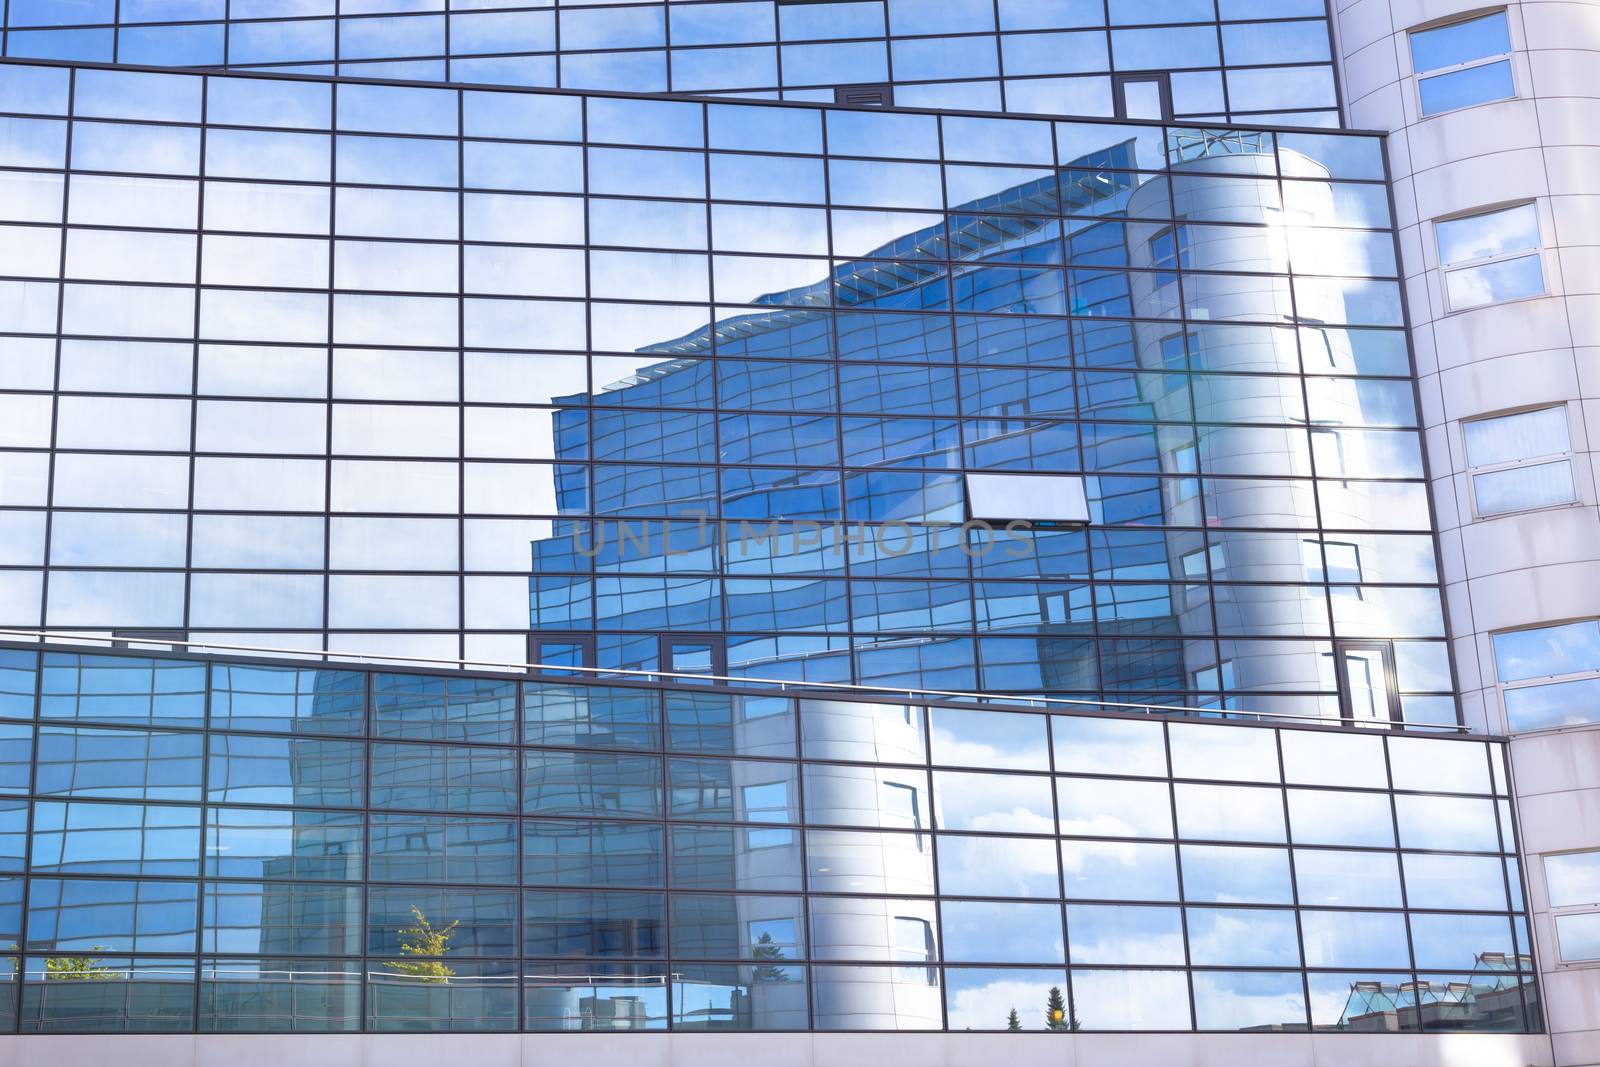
xmin=836 ymin=83 xmax=894 ymax=108
xmin=1113 ymin=73 xmax=1172 ymax=121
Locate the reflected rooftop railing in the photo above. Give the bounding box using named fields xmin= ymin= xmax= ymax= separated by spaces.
xmin=0 ymin=628 xmax=1470 ymax=734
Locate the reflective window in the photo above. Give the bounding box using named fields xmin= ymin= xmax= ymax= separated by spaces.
xmin=1410 ymin=11 xmax=1515 ymax=115
xmin=1438 ymin=203 xmax=1544 ymax=310
xmin=1494 ymin=620 xmax=1600 ymax=732
xmin=1463 ymin=406 xmax=1575 ymax=519
xmin=1549 ymin=851 xmax=1600 ymax=963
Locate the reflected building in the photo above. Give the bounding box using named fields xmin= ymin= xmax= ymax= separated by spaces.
xmin=0 ymin=0 xmax=1591 ymax=1060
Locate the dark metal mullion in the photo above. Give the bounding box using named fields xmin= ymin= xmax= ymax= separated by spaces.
xmin=931 ymin=115 xmax=980 ymax=695
xmin=1275 ymin=726 xmax=1315 ymax=1030
xmin=791 ymin=677 xmax=814 ymax=1031
xmin=514 ymin=673 xmax=526 ymax=1030
xmin=1044 ymin=712 xmax=1075 ymax=1030
xmin=1498 ymin=742 xmax=1542 ymax=1028
xmin=1162 ymin=133 xmax=1226 ymax=709
xmin=456 ymin=89 xmax=467 ymax=668
xmin=814 ymin=91 xmax=855 ymax=688
xmin=358 ymin=664 xmax=371 ymax=1030
xmin=1275 ymin=133 xmax=1343 ymax=709
xmin=183 ymin=76 xmax=212 ymax=1036
xmin=6 ymin=63 xmax=65 ymax=1006
xmin=1383 ymin=734 xmax=1423 ymax=1029
xmin=1211 ymin=0 xmax=1231 ymax=119
xmin=323 ymin=80 xmax=338 ymax=664
xmin=1163 ymin=720 xmax=1201 ymax=1032
xmin=916 ymin=707 xmax=947 ymax=1031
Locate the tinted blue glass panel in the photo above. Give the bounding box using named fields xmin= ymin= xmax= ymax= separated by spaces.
xmin=40 ymin=655 xmax=205 ymax=728
xmin=372 ymin=673 xmax=516 ymax=744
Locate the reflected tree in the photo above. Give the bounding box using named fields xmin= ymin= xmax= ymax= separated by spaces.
xmin=751 ymin=931 xmax=791 ymax=983
xmin=1006 ymin=1007 xmax=1021 ymax=1031
xmin=1045 ymin=986 xmax=1079 ymax=1031
xmin=385 ymin=906 xmax=458 ymax=983
xmin=45 ymin=946 xmax=117 ymax=981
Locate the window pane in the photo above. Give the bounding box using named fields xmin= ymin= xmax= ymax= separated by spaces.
xmin=1437 ymin=204 xmax=1539 ymax=266
xmin=941 ymin=835 xmax=1059 ymax=897
xmin=934 ymin=770 xmax=1053 ymax=832
xmin=1557 ymin=913 xmax=1600 ymax=963
xmin=367 ymin=885 xmax=517 ymax=959
xmin=929 ymin=707 xmax=1048 ymax=771
xmin=800 ymin=699 xmax=926 ymax=763
xmin=1058 ymin=778 xmax=1173 ymax=839
xmin=1193 ymin=970 xmax=1307 ymax=1031
xmin=526 ymin=962 xmax=669 ymax=1031
xmin=523 ymin=889 xmax=664 ymax=958
xmin=941 ymin=900 xmax=1063 ymax=964
xmin=1062 ymin=840 xmax=1178 ymax=901
xmin=368 ymin=814 xmax=517 ymax=883
xmin=210 ymin=664 xmax=365 ymax=736
xmin=1447 ymin=253 xmax=1545 ymax=308
xmin=524 ymin=683 xmax=661 ymax=750
xmin=525 ymin=819 xmax=663 ymax=889
xmin=1410 ymin=12 xmax=1511 ymax=74
xmin=1494 ymin=620 xmax=1600 ymax=682
xmin=1052 ymin=715 xmax=1167 ymax=777
xmin=207 ymin=735 xmax=363 ymax=808
xmin=1419 ymin=59 xmax=1515 ymax=114
xmin=805 ymin=829 xmax=934 ymax=896
xmin=1547 ymin=851 xmax=1600 ymax=908
xmin=1473 ymin=459 xmax=1576 ymax=515
xmin=1180 ymin=844 xmax=1292 ymax=904
xmin=674 ymin=825 xmax=803 ymax=893
xmin=200 ymin=958 xmax=361 ymax=1033
xmin=1505 ymin=675 xmax=1600 ymax=729
xmin=1070 ymin=968 xmax=1190 ymax=1030
xmin=1465 ymin=407 xmax=1569 ymax=470
xmin=372 ymin=673 xmax=517 ymax=744
xmin=1067 ymin=904 xmax=1184 ymax=965
xmin=204 ymin=882 xmax=361 ymax=955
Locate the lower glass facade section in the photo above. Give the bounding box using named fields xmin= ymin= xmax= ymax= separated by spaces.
xmin=0 ymin=642 xmax=1539 ymax=1033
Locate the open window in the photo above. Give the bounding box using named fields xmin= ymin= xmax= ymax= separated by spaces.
xmin=529 ymin=633 xmax=593 ymax=676
xmin=661 ymin=634 xmax=726 ymax=679
xmin=1334 ymin=640 xmax=1401 ymax=727
xmin=1113 ymin=73 xmax=1171 ymax=121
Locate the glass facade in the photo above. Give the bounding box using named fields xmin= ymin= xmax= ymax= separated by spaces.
xmin=0 ymin=641 xmax=1538 ymax=1033
xmin=0 ymin=1 xmax=1340 ymax=125
xmin=0 ymin=60 xmax=1453 ymax=725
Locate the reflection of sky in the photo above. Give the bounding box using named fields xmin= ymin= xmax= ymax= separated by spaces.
xmin=934 ymin=770 xmax=1054 ymax=833
xmin=1192 ymin=970 xmax=1305 ymax=1030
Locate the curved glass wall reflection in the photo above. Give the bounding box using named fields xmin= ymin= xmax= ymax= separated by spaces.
xmin=0 ymin=61 xmax=1449 ymax=727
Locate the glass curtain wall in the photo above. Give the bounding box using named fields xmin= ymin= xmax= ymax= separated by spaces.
xmin=0 ymin=1 xmax=1341 ymax=125
xmin=0 ymin=643 xmax=1538 ymax=1033
xmin=0 ymin=60 xmax=1451 ymax=722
